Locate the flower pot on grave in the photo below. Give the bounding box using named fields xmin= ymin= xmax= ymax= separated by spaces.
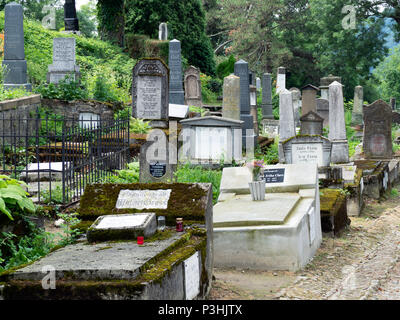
xmin=248 ymin=180 xmax=266 ymax=201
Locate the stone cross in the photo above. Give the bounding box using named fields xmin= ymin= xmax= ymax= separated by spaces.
xmin=222 ymin=74 xmax=240 ymax=121
xmin=159 ymin=23 xmax=168 ymax=41
xmin=234 ymin=59 xmax=256 ymax=146
xmin=168 ymin=39 xmax=185 ymax=105
xmin=328 ymin=81 xmax=349 ymax=163
xmin=301 ymin=84 xmax=319 ymax=116
xmin=47 ymin=38 xmax=80 ymax=84
xmin=351 ymin=86 xmax=364 ymax=127
xmin=2 ymin=2 xmax=31 ymax=91
xmin=64 ymin=0 xmax=79 ymax=32
xmin=276 ymin=67 xmax=286 ymax=94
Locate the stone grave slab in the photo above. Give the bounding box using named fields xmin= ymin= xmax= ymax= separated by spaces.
xmin=169 ymin=103 xmax=189 ymax=119
xmin=87 ymin=213 xmax=157 ymax=242
xmin=20 ymin=162 xmax=71 ymax=182
xmin=214 ymin=193 xmax=301 ymax=227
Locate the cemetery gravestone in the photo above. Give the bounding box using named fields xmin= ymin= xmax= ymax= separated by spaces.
xmin=290 ymin=88 xmax=301 ymax=127
xmin=169 ymin=39 xmax=185 ymax=105
xmin=159 ymin=23 xmax=168 ymax=41
xmin=222 ymin=74 xmax=240 ymax=121
xmin=184 ymin=66 xmax=202 ymax=107
xmin=391 ymin=97 xmax=396 ymax=111
xmin=261 ymin=73 xmax=274 ymax=120
xmin=319 ymin=75 xmax=342 ymax=100
xmin=351 ymin=86 xmax=364 ymax=127
xmin=329 ymin=81 xmax=349 ymax=164
xmin=363 ymin=100 xmax=393 ymax=159
xmin=316 ymin=98 xmax=329 ymax=128
xmin=301 ymin=84 xmax=319 ymax=116
xmin=256 ymin=77 xmax=261 ymax=91
xmin=276 ymin=67 xmax=286 ymax=94
xmin=2 ymin=2 xmax=31 ymax=91
xmin=64 ymin=0 xmax=79 ymax=32
xmin=249 ymin=85 xmax=258 ymax=135
xmin=278 ymin=89 xmax=296 ymax=162
xmin=47 ymin=38 xmax=80 ymax=84
xmin=234 ymin=60 xmax=256 ymax=146
xmin=132 ymin=58 xmax=169 ymax=125
xmin=300 ymin=111 xmax=323 ymax=135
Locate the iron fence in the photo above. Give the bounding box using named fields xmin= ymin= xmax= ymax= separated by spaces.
xmin=0 ymin=109 xmax=130 ymax=205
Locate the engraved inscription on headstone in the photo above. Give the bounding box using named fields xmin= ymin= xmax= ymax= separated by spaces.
xmin=263 ymin=168 xmax=285 ymax=183
xmin=292 ymin=143 xmax=323 ymax=166
xmin=115 ymin=189 xmax=172 ymax=209
xmin=149 ymin=161 xmax=167 ymax=178
xmin=184 ymin=251 xmax=200 ymax=300
xmin=370 ymin=134 xmax=386 ymax=156
xmin=137 ymin=76 xmax=162 ymax=119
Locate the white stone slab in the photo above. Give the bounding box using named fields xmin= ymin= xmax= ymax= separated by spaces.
xmin=219 ymin=163 xmax=318 ymax=195
xmin=169 ymin=103 xmax=189 ymax=118
xmin=96 ymin=215 xmax=149 ymax=229
xmin=115 ymin=189 xmax=172 ymax=209
xmin=184 ymin=251 xmax=200 ymax=300
xmin=292 ymin=143 xmax=323 ymax=166
xmin=25 ymin=162 xmax=69 ymax=172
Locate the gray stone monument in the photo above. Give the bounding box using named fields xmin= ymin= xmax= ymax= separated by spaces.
xmin=276 ymin=67 xmax=286 ymax=94
xmin=261 ymin=73 xmax=274 ymax=120
xmin=329 ymin=81 xmax=349 ymax=164
xmin=2 ymin=2 xmax=31 ymax=91
xmin=290 ymin=88 xmax=301 ymax=127
xmin=301 ymin=84 xmax=319 ymax=116
xmin=222 ymin=74 xmax=240 ymax=121
xmin=249 ymin=85 xmax=258 ymax=135
xmin=363 ymin=100 xmax=393 ymax=159
xmin=159 ymin=23 xmax=168 ymax=41
xmin=390 ymin=97 xmax=396 ymax=111
xmin=168 ymin=39 xmax=185 ymax=105
xmin=278 ymin=89 xmax=296 ymax=162
xmin=47 ymin=38 xmax=80 ymax=84
xmin=319 ymin=75 xmax=342 ymax=100
xmin=316 ymin=98 xmax=329 ymax=128
xmin=351 ymin=86 xmax=364 ymax=127
xmin=184 ymin=66 xmax=202 ymax=107
xmin=234 ymin=59 xmax=256 ymax=146
xmin=132 ymin=58 xmax=169 ymax=127
xmin=64 ymin=0 xmax=79 ymax=32
xmin=300 ymin=111 xmax=324 ymax=136
xmin=256 ymin=77 xmax=261 ymax=91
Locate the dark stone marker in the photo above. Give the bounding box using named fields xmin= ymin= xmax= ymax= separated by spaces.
xmin=234 ymin=59 xmax=256 ymax=146
xmin=132 ymin=58 xmax=169 ymax=122
xmin=261 ymin=73 xmax=274 ymax=119
xmin=300 ymin=111 xmax=324 ymax=136
xmin=263 ymin=168 xmax=285 ymax=183
xmin=168 ymin=39 xmax=185 ymax=105
xmin=2 ymin=2 xmax=31 ymax=91
xmin=64 ymin=0 xmax=79 ymax=31
xmin=363 ymin=100 xmax=393 ymax=159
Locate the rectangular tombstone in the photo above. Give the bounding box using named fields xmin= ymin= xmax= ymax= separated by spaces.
xmin=132 ymin=58 xmax=169 ymax=121
xmin=169 ymin=40 xmax=185 ymax=105
xmin=184 ymin=66 xmax=202 ymax=107
xmin=222 ymin=74 xmax=241 ymax=121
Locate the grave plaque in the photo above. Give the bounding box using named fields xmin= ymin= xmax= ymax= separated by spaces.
xmin=149 ymin=161 xmax=167 ymax=178
xmin=184 ymin=251 xmax=201 ymax=300
xmin=115 ymin=189 xmax=172 ymax=210
xmin=292 ymin=143 xmax=323 ymax=166
xmin=263 ymin=168 xmax=285 ymax=183
xmin=132 ymin=58 xmax=169 ymax=121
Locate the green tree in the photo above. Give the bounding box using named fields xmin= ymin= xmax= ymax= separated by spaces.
xmin=374 ymin=46 xmax=400 ymax=102
xmin=124 ymin=0 xmax=216 ymax=75
xmin=77 ymin=1 xmax=97 ymax=38
xmin=97 ymin=0 xmax=125 ymax=46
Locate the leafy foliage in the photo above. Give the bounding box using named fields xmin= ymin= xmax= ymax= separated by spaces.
xmin=130 ymin=118 xmax=151 ymax=134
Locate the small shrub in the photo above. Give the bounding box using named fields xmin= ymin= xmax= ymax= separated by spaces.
xmin=130 ymin=118 xmax=151 ymax=134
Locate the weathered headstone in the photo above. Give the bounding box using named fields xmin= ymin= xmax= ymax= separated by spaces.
xmin=351 ymin=86 xmax=364 ymax=127
xmin=363 ymin=100 xmax=393 ymax=159
xmin=184 ymin=66 xmax=202 ymax=107
xmin=168 ymin=39 xmax=185 ymax=105
xmin=47 ymin=38 xmax=80 ymax=84
xmin=256 ymin=77 xmax=261 ymax=91
xmin=319 ymin=75 xmax=342 ymax=100
xmin=158 ymin=23 xmax=168 ymax=41
xmin=64 ymin=0 xmax=79 ymax=32
xmin=132 ymin=58 xmax=169 ymax=125
xmin=222 ymin=74 xmax=240 ymax=121
xmin=301 ymin=84 xmax=319 ymax=116
xmin=276 ymin=67 xmax=286 ymax=94
xmin=390 ymin=97 xmax=396 ymax=111
xmin=290 ymin=88 xmax=301 ymax=127
xmin=316 ymin=98 xmax=329 ymax=128
xmin=261 ymin=73 xmax=274 ymax=120
xmin=249 ymin=85 xmax=258 ymax=135
xmin=329 ymin=81 xmax=349 ymax=163
xmin=278 ymin=89 xmax=296 ymax=162
xmin=300 ymin=111 xmax=323 ymax=136
xmin=2 ymin=2 xmax=31 ymax=91
xmin=282 ymin=135 xmax=332 ymax=167
xmin=234 ymin=60 xmax=256 ymax=146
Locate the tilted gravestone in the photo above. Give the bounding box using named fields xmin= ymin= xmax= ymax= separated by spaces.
xmin=64 ymin=0 xmax=79 ymax=32
xmin=132 ymin=58 xmax=169 ymax=125
xmin=222 ymin=74 xmax=240 ymax=121
xmin=2 ymin=2 xmax=31 ymax=91
xmin=184 ymin=66 xmax=202 ymax=107
xmin=363 ymin=100 xmax=393 ymax=159
xmin=47 ymin=38 xmax=80 ymax=84
xmin=169 ymin=39 xmax=185 ymax=105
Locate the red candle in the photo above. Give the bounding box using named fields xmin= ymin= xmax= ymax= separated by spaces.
xmin=137 ymin=236 xmax=144 ymax=245
xmin=176 ymin=218 xmax=184 ymax=232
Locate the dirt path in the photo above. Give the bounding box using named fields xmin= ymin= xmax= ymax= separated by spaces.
xmin=209 ymin=186 xmax=400 ymax=300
